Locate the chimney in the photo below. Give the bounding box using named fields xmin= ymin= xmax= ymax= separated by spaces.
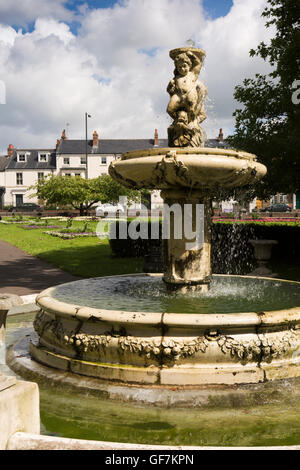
xmin=154 ymin=129 xmax=159 ymax=146
xmin=56 ymin=139 xmax=60 ymax=150
xmin=7 ymin=144 xmax=14 ymax=157
xmin=93 ymin=130 xmax=99 ymax=148
xmin=61 ymin=129 xmax=67 ymax=141
xmin=218 ymin=128 xmax=224 ymax=142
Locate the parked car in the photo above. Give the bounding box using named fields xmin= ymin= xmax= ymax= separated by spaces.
xmin=260 ymin=203 xmax=292 ymax=212
xmin=8 ymin=203 xmax=42 ymax=213
xmin=95 ymin=203 xmax=125 ymax=217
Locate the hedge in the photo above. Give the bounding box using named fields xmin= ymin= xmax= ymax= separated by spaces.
xmin=109 ymin=220 xmax=300 ymax=275
xmin=109 ymin=220 xmax=162 ymax=258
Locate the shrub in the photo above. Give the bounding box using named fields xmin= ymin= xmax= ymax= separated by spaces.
xmin=109 ymin=220 xmax=300 ymax=274
xmin=66 ymin=217 xmax=73 ymax=228
xmin=109 ymin=220 xmax=162 ymax=258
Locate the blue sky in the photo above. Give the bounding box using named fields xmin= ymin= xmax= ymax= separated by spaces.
xmin=202 ymin=0 xmax=233 ymax=18
xmin=68 ymin=0 xmax=233 ymax=20
xmin=64 ymin=0 xmax=234 ymax=36
xmin=13 ymin=1 xmax=234 ymax=35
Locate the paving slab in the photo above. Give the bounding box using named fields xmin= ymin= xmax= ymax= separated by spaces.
xmin=0 ymin=240 xmax=79 ymax=295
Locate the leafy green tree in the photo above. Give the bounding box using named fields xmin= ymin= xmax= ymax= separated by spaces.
xmin=33 ymin=175 xmax=142 ymax=215
xmin=228 ymin=0 xmax=300 ymax=199
xmin=95 ymin=174 xmax=145 ymax=206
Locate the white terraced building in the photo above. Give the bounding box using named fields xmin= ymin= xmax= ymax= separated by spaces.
xmin=0 ymin=128 xmax=257 ymax=211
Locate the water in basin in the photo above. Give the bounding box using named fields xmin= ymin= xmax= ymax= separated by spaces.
xmin=52 ymin=275 xmax=300 ymax=314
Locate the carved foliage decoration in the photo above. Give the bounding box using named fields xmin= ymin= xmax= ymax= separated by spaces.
xmin=34 ymin=311 xmax=209 ymax=362
xmin=119 ymin=336 xmax=209 ymax=361
xmin=34 ymin=310 xmax=300 ymax=365
xmin=217 ymin=331 xmax=298 ymax=363
xmin=64 ymin=333 xmax=111 ymax=355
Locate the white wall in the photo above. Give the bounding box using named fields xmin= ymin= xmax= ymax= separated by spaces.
xmin=87 ymin=154 xmax=116 ymax=178
xmin=4 ymin=169 xmax=53 ymax=206
xmin=0 ymin=170 xmax=5 ymax=187
xmin=56 ymin=153 xmax=117 ymax=178
xmin=56 ymin=154 xmax=87 ymax=177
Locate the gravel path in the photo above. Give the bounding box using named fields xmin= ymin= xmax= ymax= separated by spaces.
xmin=0 ymin=240 xmax=79 ymax=295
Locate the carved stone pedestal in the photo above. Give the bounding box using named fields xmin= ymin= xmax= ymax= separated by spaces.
xmin=161 ymin=188 xmax=212 ymax=292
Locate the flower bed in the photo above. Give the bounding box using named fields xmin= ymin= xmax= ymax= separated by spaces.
xmin=22 ymin=225 xmax=61 ymax=230
xmin=0 ymin=220 xmax=35 ymax=225
xmin=213 ymin=217 xmax=300 ymax=225
xmin=44 ymin=230 xmax=98 ymax=239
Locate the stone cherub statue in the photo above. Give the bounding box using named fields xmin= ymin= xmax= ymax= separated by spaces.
xmin=167 ymin=47 xmax=207 ymax=148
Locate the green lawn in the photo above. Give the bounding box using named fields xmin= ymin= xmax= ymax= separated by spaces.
xmin=0 ymin=219 xmax=144 ymax=278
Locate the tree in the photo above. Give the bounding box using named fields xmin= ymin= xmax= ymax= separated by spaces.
xmin=228 ymin=0 xmax=300 ymax=199
xmin=33 ymin=175 xmax=142 ymax=215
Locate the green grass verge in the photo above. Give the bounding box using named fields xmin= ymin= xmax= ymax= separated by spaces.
xmin=0 ymin=219 xmax=143 ymax=278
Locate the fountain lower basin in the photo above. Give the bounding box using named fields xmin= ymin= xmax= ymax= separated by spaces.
xmin=31 ymin=274 xmax=300 ymax=387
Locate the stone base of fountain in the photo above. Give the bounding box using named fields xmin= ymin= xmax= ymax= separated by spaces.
xmin=26 ymin=274 xmax=300 ymax=389
xmin=28 ymin=338 xmax=300 ymax=386
xmin=7 ymin=331 xmax=300 ymax=408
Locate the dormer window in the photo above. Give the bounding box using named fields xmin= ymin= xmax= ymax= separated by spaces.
xmin=39 ymin=153 xmax=49 ymax=163
xmin=17 ymin=153 xmax=27 ymax=162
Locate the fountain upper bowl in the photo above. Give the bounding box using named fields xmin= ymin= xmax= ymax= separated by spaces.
xmin=109 ymin=147 xmax=267 ymax=191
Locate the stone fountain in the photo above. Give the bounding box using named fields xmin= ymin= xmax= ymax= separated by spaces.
xmin=109 ymin=47 xmax=266 ymax=293
xmin=12 ymin=47 xmax=300 ymax=394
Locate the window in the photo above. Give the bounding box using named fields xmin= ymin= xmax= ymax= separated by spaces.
xmin=279 ymin=194 xmax=287 ymax=203
xmin=16 ymin=194 xmax=23 ymax=206
xmin=18 ymin=154 xmax=26 ymax=162
xmin=101 ymin=156 xmax=107 ymax=165
xmin=38 ymin=172 xmax=44 ymax=181
xmin=64 ymin=173 xmax=71 ymax=177
xmin=16 ymin=173 xmax=23 ymax=185
xmin=75 ymin=173 xmax=81 ymax=178
xmin=80 ymin=157 xmax=87 ymax=165
xmin=63 ymin=157 xmax=70 ymax=165
xmin=39 ymin=153 xmax=48 ymax=162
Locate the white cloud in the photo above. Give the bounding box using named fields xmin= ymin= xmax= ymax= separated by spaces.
xmin=33 ymin=18 xmax=75 ymax=44
xmin=198 ymin=0 xmax=274 ymax=137
xmin=0 ymin=0 xmax=274 ymax=152
xmin=0 ymin=24 xmax=18 ymax=46
xmin=0 ymin=0 xmax=74 ymax=27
